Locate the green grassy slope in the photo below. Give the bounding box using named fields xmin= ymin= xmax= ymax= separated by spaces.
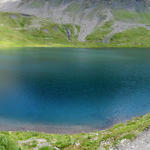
xmin=1 ymin=11 xmax=150 ymax=48
xmin=86 ymin=21 xmax=113 ymax=42
xmin=0 ymin=12 xmax=80 ymax=47
xmin=113 ymin=10 xmax=150 ymax=25
xmin=0 ymin=113 xmax=150 ymax=150
xmin=110 ymin=27 xmax=150 ymax=47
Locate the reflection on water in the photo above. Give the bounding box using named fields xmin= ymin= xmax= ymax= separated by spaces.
xmin=0 ymin=47 xmax=150 ymax=131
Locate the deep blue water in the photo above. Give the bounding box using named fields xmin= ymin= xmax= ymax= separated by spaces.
xmin=0 ymin=47 xmax=150 ymax=130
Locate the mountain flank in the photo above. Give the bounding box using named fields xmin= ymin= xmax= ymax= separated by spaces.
xmin=0 ymin=0 xmax=150 ymax=47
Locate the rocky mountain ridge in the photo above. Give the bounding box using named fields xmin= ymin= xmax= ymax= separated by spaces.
xmin=0 ymin=0 xmax=150 ymax=46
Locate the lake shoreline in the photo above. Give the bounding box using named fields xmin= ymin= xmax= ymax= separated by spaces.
xmin=1 ymin=45 xmax=150 ymax=49
xmin=0 ymin=113 xmax=150 ymax=149
xmin=0 ymin=117 xmax=100 ymax=134
xmin=0 ymin=124 xmax=98 ymax=134
xmin=0 ymin=114 xmax=145 ymax=134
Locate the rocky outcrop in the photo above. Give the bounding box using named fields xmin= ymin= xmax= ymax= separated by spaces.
xmin=115 ymin=128 xmax=150 ymax=150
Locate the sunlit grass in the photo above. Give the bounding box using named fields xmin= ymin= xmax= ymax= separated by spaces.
xmin=111 ymin=27 xmax=150 ymax=47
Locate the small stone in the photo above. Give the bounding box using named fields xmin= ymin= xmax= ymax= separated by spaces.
xmin=10 ymin=14 xmax=17 ymax=19
xmin=42 ymin=29 xmax=49 ymax=33
xmin=75 ymin=142 xmax=80 ymax=146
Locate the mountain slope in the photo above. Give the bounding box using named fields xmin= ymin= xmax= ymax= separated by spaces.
xmin=0 ymin=0 xmax=150 ymax=47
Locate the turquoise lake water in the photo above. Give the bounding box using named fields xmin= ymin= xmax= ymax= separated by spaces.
xmin=0 ymin=47 xmax=150 ymax=132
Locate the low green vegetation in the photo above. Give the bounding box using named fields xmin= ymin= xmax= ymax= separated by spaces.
xmin=86 ymin=21 xmax=113 ymax=42
xmin=0 ymin=11 xmax=80 ymax=47
xmin=0 ymin=134 xmax=20 ymax=150
xmin=0 ymin=113 xmax=150 ymax=150
xmin=64 ymin=1 xmax=81 ymax=13
xmin=113 ymin=9 xmax=150 ymax=25
xmin=111 ymin=27 xmax=150 ymax=47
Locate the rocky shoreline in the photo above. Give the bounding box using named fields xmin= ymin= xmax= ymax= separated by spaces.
xmin=0 ymin=117 xmax=98 ymax=134
xmin=115 ymin=127 xmax=150 ymax=150
xmin=0 ymin=113 xmax=150 ymax=149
